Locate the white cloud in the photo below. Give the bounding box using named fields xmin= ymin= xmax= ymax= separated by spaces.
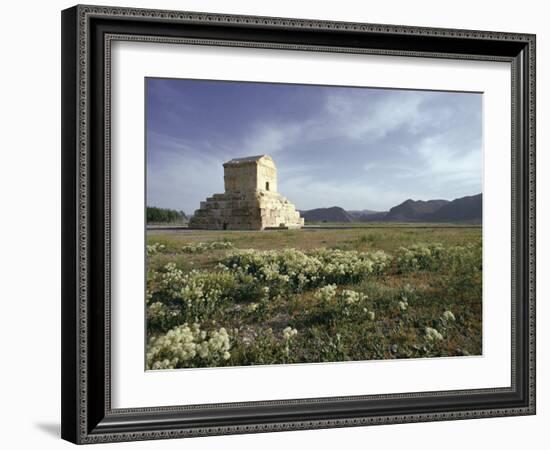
xmin=239 ymin=90 xmax=424 ymax=152
xmin=323 ymin=90 xmax=425 ymax=140
xmin=280 ymin=173 xmax=436 ymax=212
xmin=415 ymin=135 xmax=482 ymax=186
xmin=241 ymin=122 xmax=304 ymax=155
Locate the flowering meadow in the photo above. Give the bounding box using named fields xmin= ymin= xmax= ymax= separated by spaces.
xmin=146 ymin=227 xmax=482 ymax=370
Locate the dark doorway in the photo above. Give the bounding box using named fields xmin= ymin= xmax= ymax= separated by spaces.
xmin=265 ymin=181 xmax=270 ymax=191
xmin=223 ymin=222 xmax=228 ymax=230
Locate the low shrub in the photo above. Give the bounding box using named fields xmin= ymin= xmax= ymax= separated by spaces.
xmin=146 ymin=323 xmax=232 ymax=370
xmin=220 ymin=248 xmax=391 ymax=295
xmin=147 ymin=263 xmax=239 ymax=323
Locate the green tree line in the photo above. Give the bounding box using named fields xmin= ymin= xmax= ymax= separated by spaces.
xmin=147 ymin=206 xmax=187 ymax=224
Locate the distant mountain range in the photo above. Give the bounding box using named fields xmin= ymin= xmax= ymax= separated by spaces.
xmin=300 ymin=193 xmax=482 ymax=224
xmin=299 ymin=206 xmax=356 ymax=223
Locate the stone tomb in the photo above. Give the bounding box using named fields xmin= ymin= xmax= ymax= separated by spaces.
xmin=189 ymin=155 xmax=304 ymax=230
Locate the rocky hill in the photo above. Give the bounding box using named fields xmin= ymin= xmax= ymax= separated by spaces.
xmin=424 ymin=193 xmax=482 ymax=222
xmin=383 ymin=199 xmax=450 ymax=222
xmin=300 ymin=206 xmax=355 ymax=223
xmin=300 ymin=194 xmax=482 ymax=224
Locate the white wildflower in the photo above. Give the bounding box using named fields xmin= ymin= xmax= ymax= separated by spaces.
xmin=442 ymin=311 xmax=456 ymax=322
xmin=146 ymin=323 xmax=232 ymax=369
xmin=282 ymin=326 xmax=298 ymax=340
xmin=425 ymin=327 xmax=444 ymax=342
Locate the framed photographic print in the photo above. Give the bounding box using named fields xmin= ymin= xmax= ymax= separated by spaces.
xmin=61 ymin=4 xmax=536 ymax=444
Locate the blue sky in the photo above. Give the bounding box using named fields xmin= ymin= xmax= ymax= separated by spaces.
xmin=146 ymin=78 xmax=482 ymax=214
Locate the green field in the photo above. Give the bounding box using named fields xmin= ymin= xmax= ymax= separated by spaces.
xmin=145 ymin=226 xmax=482 ymax=370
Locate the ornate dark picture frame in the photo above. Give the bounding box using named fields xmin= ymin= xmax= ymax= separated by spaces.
xmin=61 ymin=4 xmax=536 ymax=444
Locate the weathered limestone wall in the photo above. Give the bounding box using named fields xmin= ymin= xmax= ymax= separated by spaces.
xmin=224 ymin=163 xmax=258 ymax=193
xmin=256 ymin=157 xmax=278 ymax=193
xmin=190 ymin=192 xmax=263 ymax=230
xmin=258 ymin=191 xmax=303 ymax=228
xmin=190 ymin=155 xmax=303 ymax=230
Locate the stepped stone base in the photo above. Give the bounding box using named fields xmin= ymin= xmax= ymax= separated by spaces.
xmin=189 ymin=190 xmax=304 ymax=230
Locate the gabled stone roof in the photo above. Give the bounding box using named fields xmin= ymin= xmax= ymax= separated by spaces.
xmin=224 ymin=155 xmax=270 ymax=165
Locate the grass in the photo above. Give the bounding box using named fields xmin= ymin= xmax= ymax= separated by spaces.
xmin=303 ymin=221 xmax=480 ymax=228
xmin=146 ymin=225 xmax=482 ymax=369
xmin=148 ymin=226 xmax=480 ymax=254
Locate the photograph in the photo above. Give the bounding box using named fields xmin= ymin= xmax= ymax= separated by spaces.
xmin=145 ymin=78 xmax=483 ymax=370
